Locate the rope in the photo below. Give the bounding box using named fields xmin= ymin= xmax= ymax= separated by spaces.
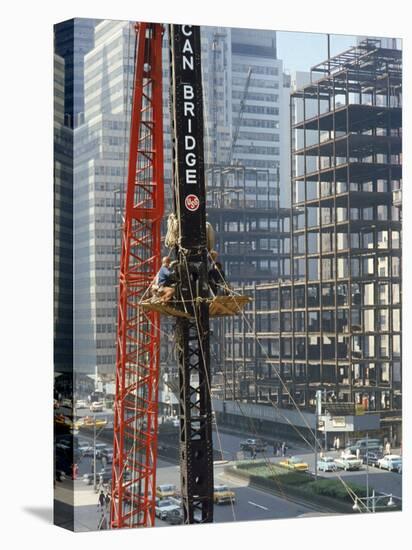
xmin=165 ymin=213 xmax=179 ymax=248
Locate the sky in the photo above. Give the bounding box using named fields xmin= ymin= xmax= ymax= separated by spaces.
xmin=276 ymin=31 xmax=359 ymax=75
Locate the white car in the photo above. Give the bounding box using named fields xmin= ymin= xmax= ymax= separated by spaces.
xmin=334 ymin=454 xmax=363 ymax=471
xmin=377 ymin=454 xmax=402 ymax=472
xmin=90 ymin=401 xmax=104 ymax=412
xmin=75 ymin=399 xmax=88 ymax=409
xmin=318 ymin=456 xmax=337 ymax=472
xmin=155 ymin=498 xmax=180 ymax=520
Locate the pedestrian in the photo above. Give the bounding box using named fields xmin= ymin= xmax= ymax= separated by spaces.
xmin=281 ymin=441 xmax=286 ymax=457
xmin=105 ymin=492 xmax=111 ymax=511
xmin=252 ymin=446 xmax=257 ymax=460
xmin=333 ymin=436 xmax=337 ymax=451
xmin=385 ymin=441 xmax=391 ymax=455
xmin=336 ymin=437 xmax=340 ymax=451
xmin=98 ymin=490 xmax=105 ymax=512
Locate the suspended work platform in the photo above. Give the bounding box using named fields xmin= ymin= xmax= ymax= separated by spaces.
xmin=141 ymin=295 xmax=251 ymax=318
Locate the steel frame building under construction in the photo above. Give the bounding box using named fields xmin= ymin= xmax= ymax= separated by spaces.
xmin=221 ymin=39 xmax=402 ymax=443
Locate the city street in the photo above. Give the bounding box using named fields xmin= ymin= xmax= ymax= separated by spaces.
xmin=53 ymin=416 xmax=402 ymax=532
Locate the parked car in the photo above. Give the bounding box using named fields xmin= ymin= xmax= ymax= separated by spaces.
xmin=155 ymin=498 xmax=180 ymax=520
xmin=362 ymin=450 xmax=382 ymax=467
xmin=317 ymin=456 xmax=337 ymax=472
xmin=377 ymin=454 xmax=402 ymax=472
xmin=239 ymin=438 xmax=267 ymax=453
xmin=279 ymin=456 xmax=309 ymax=472
xmin=83 ymin=465 xmax=116 ymax=486
xmin=213 ymin=485 xmax=236 ymax=504
xmin=164 ymin=508 xmax=183 ymax=525
xmin=75 ymin=399 xmax=88 ymax=409
xmin=90 ymin=401 xmax=104 ymax=412
xmin=156 ymin=484 xmax=178 ymax=499
xmin=334 ymin=454 xmax=363 ymax=471
xmin=347 ymin=438 xmax=383 ymax=456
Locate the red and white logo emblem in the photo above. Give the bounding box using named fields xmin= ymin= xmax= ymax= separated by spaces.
xmin=185 ymin=194 xmax=200 ymax=211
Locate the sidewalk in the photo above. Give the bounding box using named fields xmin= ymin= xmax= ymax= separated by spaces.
xmin=55 ymin=481 xmax=106 ymax=507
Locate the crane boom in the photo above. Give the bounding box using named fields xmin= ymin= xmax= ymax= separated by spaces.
xmin=228 ymin=67 xmax=252 ymax=165
xmin=111 ymin=22 xmax=164 ymax=529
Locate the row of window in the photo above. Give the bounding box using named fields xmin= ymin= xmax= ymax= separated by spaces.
xmin=255 ymin=307 xmax=401 ymax=333
xmin=253 ymin=281 xmax=401 ymax=309
xmin=228 ymin=334 xmax=400 ymax=360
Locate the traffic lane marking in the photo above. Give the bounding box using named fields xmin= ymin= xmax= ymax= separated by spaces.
xmin=248 ymin=501 xmax=269 ymax=511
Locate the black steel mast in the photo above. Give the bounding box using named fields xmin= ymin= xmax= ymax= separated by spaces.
xmin=168 ymin=24 xmax=214 ymax=524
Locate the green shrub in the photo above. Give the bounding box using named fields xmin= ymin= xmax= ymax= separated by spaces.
xmin=235 ymin=460 xmax=313 ymax=485
xmin=306 ymin=479 xmax=367 ymax=502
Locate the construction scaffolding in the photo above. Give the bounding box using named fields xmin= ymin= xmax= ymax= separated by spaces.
xmin=221 ymin=39 xmax=402 ymax=443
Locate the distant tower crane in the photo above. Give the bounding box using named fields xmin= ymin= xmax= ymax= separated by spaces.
xmin=227 ymin=66 xmax=253 ymax=165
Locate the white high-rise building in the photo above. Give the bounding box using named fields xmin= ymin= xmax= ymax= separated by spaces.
xmin=74 ymin=20 xmax=291 ymax=379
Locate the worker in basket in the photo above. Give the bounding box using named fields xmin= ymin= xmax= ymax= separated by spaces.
xmin=208 ymin=255 xmax=228 ymax=297
xmin=151 ymin=256 xmax=176 ymax=304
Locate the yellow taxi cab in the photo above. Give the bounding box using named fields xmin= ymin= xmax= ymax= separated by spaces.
xmin=156 ymin=484 xmax=178 ymax=499
xmin=82 ymin=416 xmax=108 ymax=429
xmin=278 ymin=456 xmax=309 ymax=472
xmin=213 ymin=485 xmax=236 ymax=504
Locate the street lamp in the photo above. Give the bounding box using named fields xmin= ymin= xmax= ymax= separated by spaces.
xmin=352 ymin=490 xmax=401 ymax=513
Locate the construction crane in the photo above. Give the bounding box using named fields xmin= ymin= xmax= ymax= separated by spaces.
xmin=111 ymin=21 xmax=250 ymax=529
xmin=227 ymin=67 xmax=253 ymax=165
xmin=111 ymin=22 xmax=164 ymax=529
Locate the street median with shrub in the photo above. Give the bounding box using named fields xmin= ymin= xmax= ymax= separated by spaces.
xmin=226 ymin=460 xmax=368 ymax=513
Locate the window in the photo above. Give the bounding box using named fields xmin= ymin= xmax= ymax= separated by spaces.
xmin=351 ymin=283 xmax=361 ymax=305
xmin=363 ymin=256 xmax=375 ymax=276
xmin=294 ymin=311 xmax=305 ymax=332
xmin=322 ymin=310 xmax=334 ymax=332
xmin=377 ymin=231 xmax=388 ymax=249
xmin=379 ymin=283 xmax=389 ymax=305
xmin=308 ymin=232 xmax=319 ymax=254
xmin=363 ymin=282 xmax=374 ymax=305
xmin=392 ymin=308 xmax=401 ymax=331
xmin=364 ymin=309 xmax=374 ymax=331
xmin=377 ymin=205 xmax=388 ymax=220
xmin=337 ymin=257 xmax=348 ymax=278
xmin=363 ymin=232 xmax=374 ymax=249
xmin=308 ymin=311 xmax=319 ymax=331
xmin=392 ymin=283 xmax=400 ymax=304
xmin=392 ymin=256 xmax=400 ymax=277
xmin=308 ymin=259 xmax=319 ymax=280
xmin=380 ymin=362 xmax=390 ymax=383
xmin=337 ymin=233 xmax=348 ymax=250
xmin=281 ymin=312 xmax=292 ymax=332
xmin=337 ymin=283 xmax=348 ymax=305
xmin=281 ymin=288 xmax=291 ymax=309
xmin=379 ymin=335 xmax=389 ymax=358
xmin=322 ymin=258 xmax=334 ymax=280
xmin=322 ymin=283 xmax=334 ymax=306
xmin=392 ymin=230 xmax=400 ymax=248
xmin=378 ymin=309 xmax=389 ymax=331
xmin=294 ymin=286 xmax=305 ymax=308
xmin=307 ymin=284 xmax=319 ymax=307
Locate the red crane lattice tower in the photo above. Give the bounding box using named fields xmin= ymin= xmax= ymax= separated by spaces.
xmin=111 ymin=22 xmax=164 ymax=529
